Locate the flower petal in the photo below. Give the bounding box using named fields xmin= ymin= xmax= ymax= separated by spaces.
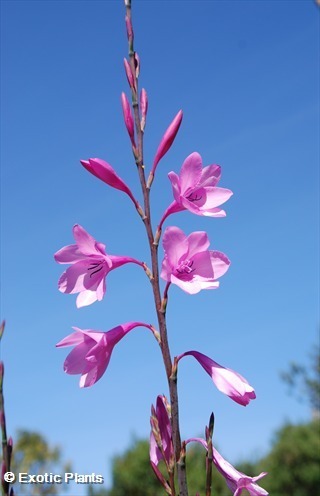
xmin=162 ymin=226 xmax=188 ymax=268
xmin=179 ymin=152 xmax=203 ymax=193
xmin=199 ymin=164 xmax=221 ymax=187
xmin=186 ymin=231 xmax=210 ymax=259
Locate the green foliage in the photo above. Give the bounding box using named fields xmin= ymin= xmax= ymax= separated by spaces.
xmin=281 ymin=342 xmax=320 ymax=415
xmin=11 ymin=430 xmax=72 ymax=495
xmin=257 ymin=419 xmax=320 ymax=496
xmin=105 ymin=438 xmax=233 ymax=496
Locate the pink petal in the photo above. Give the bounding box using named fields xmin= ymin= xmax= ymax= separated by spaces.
xmin=210 ymin=251 xmax=231 ymax=279
xmin=76 ymin=290 xmax=98 ymax=308
xmin=168 ymin=171 xmax=181 ymax=203
xmin=179 ymin=152 xmax=203 ymax=193
xmin=199 ymin=164 xmax=221 ymax=187
xmin=170 ymin=274 xmax=203 ymax=294
xmin=54 ymin=244 xmax=84 ymax=264
xmin=190 ymin=251 xmax=215 ymax=279
xmin=185 ymin=231 xmax=210 ymax=259
xmin=162 ymin=226 xmax=188 ymax=268
xmin=73 ymin=224 xmax=101 ymax=256
xmin=200 ymin=187 xmax=233 ymax=209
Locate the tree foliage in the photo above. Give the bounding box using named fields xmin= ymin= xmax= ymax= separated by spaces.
xmin=11 ymin=430 xmax=72 ymax=495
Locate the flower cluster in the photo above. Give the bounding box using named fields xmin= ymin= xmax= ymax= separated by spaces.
xmin=54 ymin=2 xmax=267 ymax=494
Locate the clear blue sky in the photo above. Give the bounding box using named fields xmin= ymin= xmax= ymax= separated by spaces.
xmin=1 ymin=0 xmax=319 ymax=493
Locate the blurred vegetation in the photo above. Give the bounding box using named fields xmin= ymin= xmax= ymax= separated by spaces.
xmin=11 ymin=430 xmax=72 ymax=495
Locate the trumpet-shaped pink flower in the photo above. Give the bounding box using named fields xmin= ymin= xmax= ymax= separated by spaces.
xmin=80 ymin=158 xmax=138 ymax=206
xmin=177 ymin=351 xmax=256 ymax=406
xmin=185 ymin=438 xmax=268 ymax=496
xmin=152 ymin=110 xmax=183 ymax=174
xmin=54 ymin=224 xmax=143 ymax=307
xmin=160 ymin=226 xmax=230 ymax=294
xmin=159 ymin=152 xmax=233 ymax=228
xmin=56 ymin=322 xmax=152 ymax=388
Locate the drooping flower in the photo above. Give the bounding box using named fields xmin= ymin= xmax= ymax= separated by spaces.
xmin=152 ymin=110 xmax=183 ymax=175
xmin=176 ymin=351 xmax=256 ymax=406
xmin=160 ymin=226 xmax=230 ymax=294
xmin=54 ymin=224 xmax=143 ymax=307
xmin=185 ymin=438 xmax=268 ymax=496
xmin=159 ymin=152 xmax=233 ymax=228
xmin=212 ymin=447 xmax=268 ymax=496
xmin=56 ymin=322 xmax=152 ymax=388
xmin=150 ymin=395 xmax=174 ymax=493
xmin=80 ymin=158 xmax=139 ymax=207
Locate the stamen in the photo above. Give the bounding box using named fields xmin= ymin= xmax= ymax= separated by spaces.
xmin=186 ymin=192 xmax=202 ymax=202
xmin=87 ymin=261 xmax=104 ymax=278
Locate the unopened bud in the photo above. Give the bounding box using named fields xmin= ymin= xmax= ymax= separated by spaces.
xmin=121 ymin=92 xmax=135 ymax=146
xmin=124 ymin=58 xmax=136 ymax=91
xmin=134 ymin=52 xmax=140 ymax=78
xmin=140 ymin=88 xmax=148 ymax=132
xmin=152 ymin=110 xmax=183 ymax=174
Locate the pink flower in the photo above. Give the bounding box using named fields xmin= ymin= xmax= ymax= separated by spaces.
xmin=56 ymin=322 xmax=152 ymax=387
xmin=160 ymin=226 xmax=230 ymax=294
xmin=80 ymin=158 xmax=138 ymax=206
xmin=177 ymin=351 xmax=256 ymax=406
xmin=212 ymin=447 xmax=268 ymax=496
xmin=159 ymin=152 xmax=233 ymax=227
xmin=150 ymin=395 xmax=174 ymax=492
xmin=152 ymin=110 xmax=183 ymax=174
xmin=185 ymin=438 xmax=268 ymax=496
xmin=54 ymin=224 xmax=143 ymax=307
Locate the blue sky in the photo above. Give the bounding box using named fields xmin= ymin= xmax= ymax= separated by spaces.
xmin=1 ymin=0 xmax=319 ymax=493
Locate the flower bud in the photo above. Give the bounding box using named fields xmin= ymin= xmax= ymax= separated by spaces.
xmin=121 ymin=92 xmax=135 ymax=146
xmin=124 ymin=58 xmax=136 ymax=91
xmin=152 ymin=110 xmax=183 ymax=174
xmin=134 ymin=52 xmax=140 ymax=78
xmin=140 ymin=88 xmax=148 ymax=132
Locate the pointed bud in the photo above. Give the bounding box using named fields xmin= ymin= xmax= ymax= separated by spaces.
xmin=121 ymin=93 xmax=135 ymax=146
xmin=152 ymin=110 xmax=183 ymax=174
xmin=134 ymin=52 xmax=140 ymax=78
xmin=124 ymin=58 xmax=136 ymax=91
xmin=140 ymin=89 xmax=148 ymax=132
